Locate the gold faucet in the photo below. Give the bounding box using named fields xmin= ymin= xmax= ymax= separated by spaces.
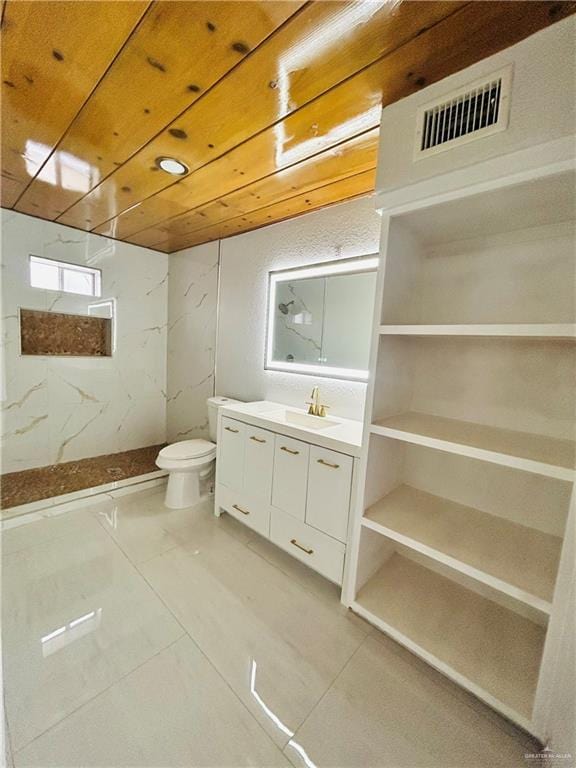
xmin=307 ymin=386 xmax=329 ymax=417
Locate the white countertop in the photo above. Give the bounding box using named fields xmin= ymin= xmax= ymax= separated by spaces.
xmin=219 ymin=401 xmax=364 ymax=457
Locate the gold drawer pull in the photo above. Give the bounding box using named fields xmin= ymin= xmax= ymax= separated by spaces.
xmin=318 ymin=458 xmax=339 ymax=469
xmin=232 ymin=504 xmax=250 ymax=516
xmin=250 ymin=436 xmax=266 ymax=443
xmin=281 ymin=446 xmax=299 ymax=455
xmin=290 ymin=538 xmax=314 ymax=555
xmin=225 ymin=426 xmax=239 ymax=433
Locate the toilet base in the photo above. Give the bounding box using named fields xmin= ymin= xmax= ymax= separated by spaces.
xmin=164 ymin=470 xmax=201 ymax=509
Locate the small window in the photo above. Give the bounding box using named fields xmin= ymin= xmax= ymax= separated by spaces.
xmin=29 ymin=255 xmax=101 ymax=297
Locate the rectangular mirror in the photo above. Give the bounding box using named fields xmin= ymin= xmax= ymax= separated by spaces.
xmin=266 ymin=255 xmax=378 ymax=381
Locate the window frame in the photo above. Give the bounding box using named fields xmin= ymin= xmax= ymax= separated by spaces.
xmin=29 ymin=254 xmax=102 ymax=298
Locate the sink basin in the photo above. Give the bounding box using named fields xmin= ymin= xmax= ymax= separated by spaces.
xmin=283 ymin=410 xmax=340 ymax=430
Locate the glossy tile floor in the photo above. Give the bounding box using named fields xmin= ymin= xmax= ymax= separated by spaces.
xmin=2 ymin=485 xmax=540 ymax=767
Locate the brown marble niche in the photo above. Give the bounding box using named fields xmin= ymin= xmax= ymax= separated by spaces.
xmin=20 ymin=308 xmax=112 ymax=357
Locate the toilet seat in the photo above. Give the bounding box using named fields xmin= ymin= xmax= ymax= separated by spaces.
xmin=159 ymin=439 xmax=215 ymax=461
xmin=156 ymin=440 xmax=216 ymax=508
xmin=157 ymin=396 xmax=242 ymax=509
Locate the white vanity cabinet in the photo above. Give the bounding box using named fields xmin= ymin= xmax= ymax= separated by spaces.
xmin=218 ymin=417 xmax=245 ymax=491
xmin=215 ymin=403 xmax=362 ymax=586
xmin=306 ymin=447 xmax=354 ymax=543
xmin=244 ymin=425 xmax=275 ymax=501
xmin=272 ymin=436 xmax=309 ymax=520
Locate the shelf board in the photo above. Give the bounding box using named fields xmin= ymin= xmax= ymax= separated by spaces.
xmin=379 ymin=324 xmax=576 ymax=339
xmin=354 ymin=553 xmax=545 ymax=725
xmin=370 ymin=412 xmax=576 ymax=481
xmin=363 ymin=484 xmax=561 ymax=613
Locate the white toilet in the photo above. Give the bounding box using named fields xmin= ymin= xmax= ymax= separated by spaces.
xmin=156 ymin=396 xmax=241 ymax=509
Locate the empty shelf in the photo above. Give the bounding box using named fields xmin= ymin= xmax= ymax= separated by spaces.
xmin=355 ymin=553 xmax=545 ymax=722
xmin=371 ymin=412 xmax=576 ymax=481
xmin=363 ymin=485 xmax=562 ymax=609
xmin=379 ymin=324 xmax=576 ymax=339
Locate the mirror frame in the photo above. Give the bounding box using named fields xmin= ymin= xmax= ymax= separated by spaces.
xmin=265 ymin=254 xmax=379 ymax=382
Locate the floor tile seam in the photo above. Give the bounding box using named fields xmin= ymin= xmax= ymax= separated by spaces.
xmin=132 ymin=527 xmax=358 ymax=755
xmin=0 ymin=504 xmax=113 ymax=558
xmin=120 ymin=522 xmax=254 ymax=568
xmin=0 ymin=481 xmax=150 ymax=551
xmin=88 ymin=512 xmax=193 ymax=640
xmin=241 ymin=536 xmax=370 ymax=627
xmin=10 ymin=633 xmax=186 ymax=759
xmin=0 ymin=522 xmax=121 ymax=567
xmin=282 ymin=630 xmax=375 ymax=763
xmin=133 ymin=563 xmax=291 ymax=758
xmin=3 ymin=695 xmax=15 ymax=767
xmin=243 ymin=539 xmax=333 ymax=605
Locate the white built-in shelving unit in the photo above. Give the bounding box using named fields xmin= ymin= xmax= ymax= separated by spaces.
xmin=346 ymin=162 xmax=576 ymax=738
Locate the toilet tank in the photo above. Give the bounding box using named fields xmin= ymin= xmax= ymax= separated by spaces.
xmin=207 ymin=396 xmax=242 ymax=442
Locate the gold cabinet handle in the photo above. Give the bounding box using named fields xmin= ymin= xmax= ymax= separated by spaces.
xmin=225 ymin=426 xmax=239 ymax=433
xmin=232 ymin=504 xmax=250 ymax=516
xmin=317 ymin=458 xmax=339 ymax=469
xmin=290 ymin=538 xmax=313 ymax=555
xmin=281 ymin=446 xmax=299 ymax=455
xmin=250 ymin=436 xmax=266 ymax=443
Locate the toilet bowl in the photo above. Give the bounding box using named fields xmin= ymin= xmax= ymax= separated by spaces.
xmin=157 ymin=396 xmax=242 ymax=509
xmin=156 ymin=439 xmax=216 ymax=509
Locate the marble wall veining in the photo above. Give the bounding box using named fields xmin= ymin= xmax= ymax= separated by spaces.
xmin=215 ymin=196 xmax=381 ymax=421
xmin=1 ymin=210 xmax=168 ymax=474
xmin=166 ymin=241 xmax=218 ymax=441
xmin=3 ymin=196 xmax=376 ymax=480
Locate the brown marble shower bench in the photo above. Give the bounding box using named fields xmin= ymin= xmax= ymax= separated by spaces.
xmin=1 ymin=444 xmax=166 ymax=512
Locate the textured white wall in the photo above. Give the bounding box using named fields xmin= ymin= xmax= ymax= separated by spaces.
xmin=215 ymin=196 xmax=381 ymax=420
xmin=166 ymin=242 xmax=218 ymax=441
xmin=1 ymin=210 xmax=168 ymax=473
xmin=376 ymin=16 xmax=576 ymax=195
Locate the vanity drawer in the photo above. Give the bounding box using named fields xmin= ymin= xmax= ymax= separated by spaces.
xmin=272 ymin=435 xmax=310 ymax=520
xmin=306 ymin=446 xmax=353 ymax=543
xmin=218 ymin=417 xmax=246 ymax=491
xmin=244 ymin=425 xmax=274 ymax=501
xmin=217 ymin=484 xmax=270 ymax=538
xmin=270 ymin=507 xmax=345 ymax=584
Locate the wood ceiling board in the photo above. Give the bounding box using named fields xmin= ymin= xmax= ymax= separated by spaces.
xmin=127 ymin=128 xmax=380 ymax=248
xmin=0 ymin=0 xmax=150 ymax=209
xmin=51 ymin=0 xmax=463 ymax=231
xmin=149 ymin=167 xmax=376 ymax=252
xmin=85 ymin=1 xmax=574 ymax=244
xmin=14 ymin=0 xmax=304 ymax=220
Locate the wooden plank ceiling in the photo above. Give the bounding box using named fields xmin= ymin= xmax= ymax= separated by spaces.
xmin=1 ymin=0 xmax=574 ymax=253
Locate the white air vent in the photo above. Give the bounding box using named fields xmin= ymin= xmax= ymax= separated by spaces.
xmin=414 ymin=66 xmax=512 ymax=160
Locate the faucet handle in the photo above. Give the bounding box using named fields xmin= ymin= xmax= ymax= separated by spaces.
xmin=318 ymin=404 xmax=330 ymax=417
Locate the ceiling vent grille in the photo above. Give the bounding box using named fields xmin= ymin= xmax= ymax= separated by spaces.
xmin=414 ymin=66 xmax=512 ymax=160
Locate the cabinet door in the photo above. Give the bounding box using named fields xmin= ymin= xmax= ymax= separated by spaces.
xmin=244 ymin=425 xmax=274 ymax=501
xmin=306 ymin=446 xmax=353 ymax=542
xmin=218 ymin=417 xmax=245 ymax=491
xmin=272 ymin=435 xmax=309 ymax=520
xmin=217 ymin=484 xmax=270 ymax=538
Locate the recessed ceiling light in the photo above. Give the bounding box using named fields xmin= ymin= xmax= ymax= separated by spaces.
xmin=155 ymin=156 xmax=189 ymax=175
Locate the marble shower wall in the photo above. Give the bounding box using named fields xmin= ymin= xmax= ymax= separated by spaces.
xmin=1 ymin=210 xmax=168 ymax=474
xmin=166 ymin=242 xmax=218 ymax=442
